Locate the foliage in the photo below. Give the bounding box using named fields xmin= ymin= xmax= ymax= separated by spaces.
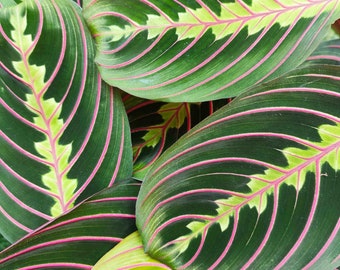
xmin=0 ymin=234 xmax=10 ymax=251
xmin=1 ymin=0 xmax=339 ymax=269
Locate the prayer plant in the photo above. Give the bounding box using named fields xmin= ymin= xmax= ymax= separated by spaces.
xmin=1 ymin=0 xmax=340 ymax=269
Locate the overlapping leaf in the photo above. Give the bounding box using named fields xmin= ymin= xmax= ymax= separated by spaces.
xmin=124 ymin=94 xmax=230 ymax=179
xmin=0 ymin=180 xmax=140 ymax=269
xmin=0 ymin=0 xmax=132 ymax=243
xmin=83 ymin=0 xmax=340 ymax=102
xmin=136 ymin=43 xmax=340 ymax=269
xmin=0 ymin=234 xmax=10 ymax=251
xmin=305 ymin=39 xmax=340 ymax=65
xmin=94 ymin=231 xmax=170 ymax=270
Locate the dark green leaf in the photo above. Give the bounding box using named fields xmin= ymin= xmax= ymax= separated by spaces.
xmin=0 ymin=0 xmax=132 ymax=242
xmin=136 ymin=44 xmax=340 ymax=269
xmin=83 ymin=0 xmax=340 ymax=101
xmin=0 ymin=180 xmax=140 ymax=269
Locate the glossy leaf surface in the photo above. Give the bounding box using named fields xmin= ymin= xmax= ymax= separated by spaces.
xmin=83 ymin=0 xmax=340 ymax=102
xmin=0 ymin=0 xmax=132 ymax=242
xmin=0 ymin=180 xmax=140 ymax=269
xmin=305 ymin=39 xmax=340 ymax=66
xmin=124 ymin=94 xmax=229 ymax=179
xmin=136 ymin=45 xmax=340 ymax=269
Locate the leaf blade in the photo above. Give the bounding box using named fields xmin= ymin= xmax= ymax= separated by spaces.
xmin=93 ymin=231 xmax=171 ymax=270
xmin=124 ymin=94 xmax=230 ymax=179
xmin=0 ymin=0 xmax=132 ymax=242
xmin=136 ymin=45 xmax=340 ymax=269
xmin=0 ymin=180 xmax=140 ymax=269
xmin=83 ymin=0 xmax=340 ymax=101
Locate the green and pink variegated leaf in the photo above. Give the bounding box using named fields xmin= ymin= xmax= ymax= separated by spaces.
xmin=83 ymin=0 xmax=340 ymax=102
xmin=304 ymin=39 xmax=340 ymax=66
xmin=124 ymin=93 xmax=230 ymax=179
xmin=94 ymin=231 xmax=170 ymax=269
xmin=136 ymin=46 xmax=340 ymax=269
xmin=0 ymin=180 xmax=140 ymax=269
xmin=0 ymin=0 xmax=132 ymax=243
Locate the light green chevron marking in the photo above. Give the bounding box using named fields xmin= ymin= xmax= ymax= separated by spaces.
xmin=107 ymin=0 xmax=337 ymax=41
xmin=170 ymin=122 xmax=340 ymax=254
xmin=140 ymin=103 xmax=188 ymax=149
xmin=107 ymin=24 xmax=134 ymax=42
xmin=133 ymin=103 xmax=189 ymax=179
xmin=9 ymin=5 xmax=77 ymax=217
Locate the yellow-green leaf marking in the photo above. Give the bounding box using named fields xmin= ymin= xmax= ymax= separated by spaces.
xmin=10 ymin=6 xmax=76 ymax=217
